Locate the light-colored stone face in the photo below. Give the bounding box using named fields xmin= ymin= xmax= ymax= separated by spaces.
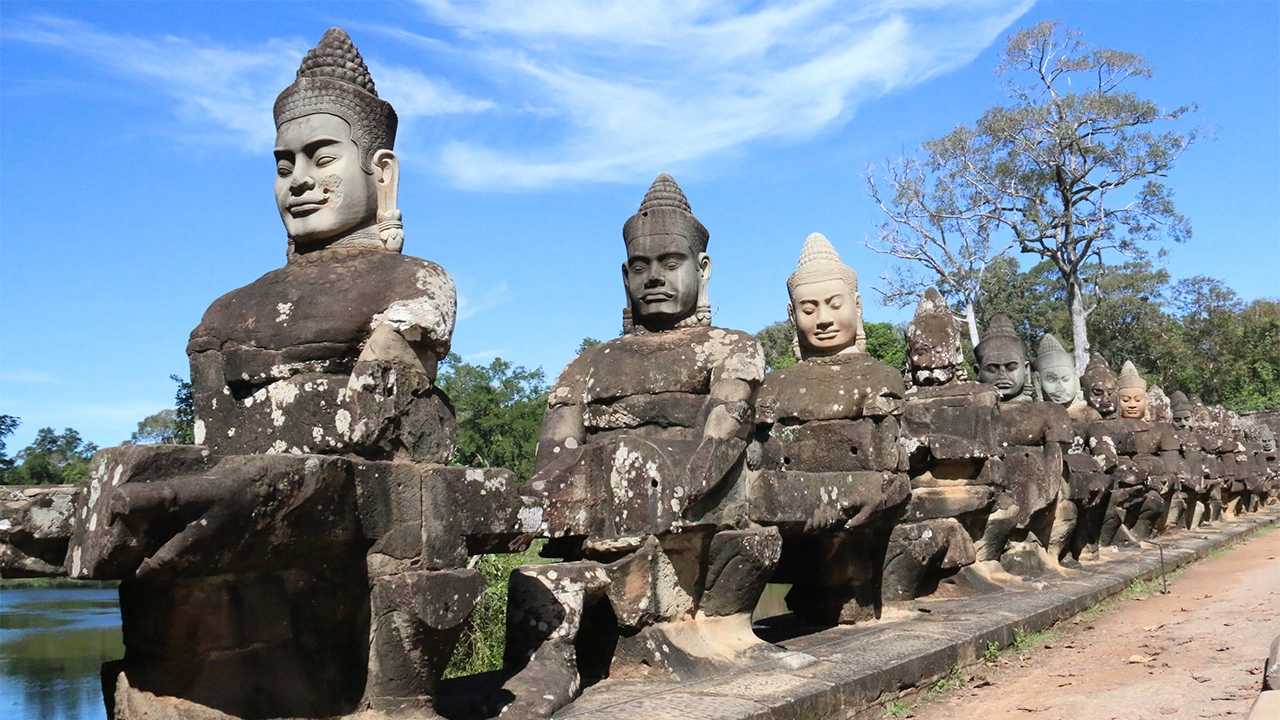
xmin=274 ymin=114 xmax=377 ymax=246
xmin=1118 ymin=388 xmax=1148 ymax=419
xmin=976 ymin=342 xmax=1029 ymax=401
xmin=1036 ymin=361 xmax=1080 ymax=406
xmin=790 ymin=278 xmax=860 ymax=356
xmin=623 ymin=234 xmax=707 ymax=329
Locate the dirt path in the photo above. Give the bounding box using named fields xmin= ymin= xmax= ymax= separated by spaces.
xmin=907 ymin=525 xmax=1280 ymax=720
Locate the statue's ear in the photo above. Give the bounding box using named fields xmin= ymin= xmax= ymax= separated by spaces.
xmin=787 ymin=301 xmax=795 ymax=325
xmin=372 ymin=149 xmax=399 ymax=189
xmin=372 ymin=149 xmax=403 ymax=251
xmin=697 ymin=252 xmax=712 ymax=281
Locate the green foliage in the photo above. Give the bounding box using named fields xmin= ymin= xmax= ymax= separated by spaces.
xmin=756 ymin=320 xmax=798 ymax=371
xmin=0 ymin=415 xmax=20 ymax=478
xmin=864 ymin=321 xmax=906 ymax=370
xmin=171 ymin=374 xmax=195 ymax=445
xmin=890 ymin=21 xmax=1198 ymax=364
xmin=6 ymin=428 xmax=99 ymax=485
xmin=445 ymin=543 xmax=549 ymax=679
xmin=127 ymin=409 xmax=180 ymax=445
xmin=879 ymin=700 xmax=911 ymax=718
xmin=438 ymin=354 xmax=548 ymax=483
xmin=577 ymin=337 xmax=602 ymax=354
xmin=983 ymin=640 xmax=1000 ymax=664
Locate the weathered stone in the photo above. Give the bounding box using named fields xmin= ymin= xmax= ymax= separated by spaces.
xmin=974 ymin=314 xmax=1032 ymax=403
xmin=756 ymin=354 xmax=904 ymax=424
xmin=700 ymin=527 xmax=782 ymax=617
xmin=881 ymin=518 xmax=976 ymax=601
xmin=751 ymin=470 xmax=909 ymax=534
xmin=364 ymin=568 xmax=484 ymax=712
xmin=904 ymin=486 xmax=995 ymax=521
xmin=0 ymin=485 xmax=81 ymax=577
xmin=901 ymin=383 xmax=1001 ymax=461
xmin=904 ymin=289 xmax=967 ymax=388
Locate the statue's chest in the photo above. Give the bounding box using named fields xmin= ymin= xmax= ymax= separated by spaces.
xmin=581 ymin=341 xmax=716 ymax=401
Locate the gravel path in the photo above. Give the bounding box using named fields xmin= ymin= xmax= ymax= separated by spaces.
xmin=907 ymin=525 xmax=1280 ymax=720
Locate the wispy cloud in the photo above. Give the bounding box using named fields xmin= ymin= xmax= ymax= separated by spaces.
xmin=457 ymin=281 xmax=512 ymax=320
xmin=5 ymin=3 xmax=1031 ymax=189
xmin=4 ymin=16 xmax=492 ymax=153
xmin=0 ymin=369 xmax=60 ymax=385
xmin=414 ymin=0 xmax=1034 ymax=188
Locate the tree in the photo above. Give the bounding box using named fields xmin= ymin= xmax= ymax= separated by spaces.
xmin=128 ymin=409 xmax=180 ymax=445
xmin=755 ymin=320 xmax=798 ymax=371
xmin=7 ymin=427 xmax=99 ymax=485
xmin=437 ymin=354 xmax=548 ymax=483
xmin=890 ymin=21 xmax=1198 ymax=371
xmin=172 ymin=374 xmax=195 ymax=445
xmin=866 ymin=149 xmax=1014 ymax=346
xmin=577 ymin=337 xmax=602 ymax=354
xmin=0 ymin=415 xmax=20 ymax=481
xmin=864 ymin=321 xmax=907 ymax=370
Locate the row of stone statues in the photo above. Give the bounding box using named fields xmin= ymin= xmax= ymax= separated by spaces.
xmin=1 ymin=28 xmax=1276 ymax=720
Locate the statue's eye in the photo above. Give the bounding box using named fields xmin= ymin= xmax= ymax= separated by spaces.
xmin=665 ymin=261 xmax=680 ymax=270
xmin=629 ymin=263 xmax=646 ymax=274
xmin=277 ymin=163 xmax=292 ymax=177
xmin=316 ymin=154 xmax=336 ymax=167
xmin=830 ymin=299 xmax=843 ymax=309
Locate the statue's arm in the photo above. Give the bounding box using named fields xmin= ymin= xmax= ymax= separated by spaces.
xmin=533 ymin=404 xmax=586 ymax=471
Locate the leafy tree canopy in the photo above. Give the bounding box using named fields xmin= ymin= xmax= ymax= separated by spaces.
xmin=438 ymin=354 xmax=548 ymax=483
xmin=5 ymin=427 xmax=99 ymax=485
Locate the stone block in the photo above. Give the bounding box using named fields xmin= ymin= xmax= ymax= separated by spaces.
xmin=0 ymin=485 xmax=81 ymax=577
xmin=751 ymin=470 xmax=909 ymax=534
xmin=905 ymin=486 xmax=995 ymax=521
xmin=901 ymin=384 xmax=1001 ymax=461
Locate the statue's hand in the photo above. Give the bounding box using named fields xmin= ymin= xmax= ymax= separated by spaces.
xmin=107 ymin=471 xmax=257 ymax=579
xmin=680 ymin=435 xmax=747 ymax=511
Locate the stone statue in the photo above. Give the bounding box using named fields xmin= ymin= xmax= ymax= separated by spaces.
xmin=504 ymin=174 xmax=782 ymax=719
xmin=751 ymin=233 xmax=907 ymax=624
xmin=787 ymin=232 xmax=867 ymax=358
xmin=904 ymin=288 xmax=967 ymax=387
xmin=1116 ymin=361 xmax=1150 ymax=420
xmin=1171 ymin=391 xmax=1195 ymax=430
xmin=1081 ymin=353 xmax=1119 ymax=418
xmin=1147 ymin=386 xmax=1172 ymax=424
xmin=58 ymin=29 xmax=523 ymax=719
xmin=974 ymin=314 xmax=1031 ymax=403
xmin=1032 ymin=335 xmax=1089 ymax=413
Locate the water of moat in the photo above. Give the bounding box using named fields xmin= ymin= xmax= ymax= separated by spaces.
xmin=1 ymin=584 xmax=122 ymax=720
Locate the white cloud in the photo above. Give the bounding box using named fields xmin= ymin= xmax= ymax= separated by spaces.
xmin=457 ymin=281 xmax=512 ymax=319
xmin=4 ymin=16 xmax=492 ymax=153
xmin=5 ymin=3 xmax=1032 ymax=188
xmin=414 ymin=0 xmax=1034 ymax=188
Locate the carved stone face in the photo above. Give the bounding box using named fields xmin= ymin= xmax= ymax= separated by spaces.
xmin=1036 ymin=361 xmax=1080 ymax=406
xmin=790 ymin=279 xmax=861 ymax=356
xmin=1085 ymin=376 xmax=1117 ymax=416
xmin=976 ymin=341 xmax=1029 ymax=401
xmin=1118 ymin=388 xmax=1148 ymax=419
xmin=275 ymin=113 xmax=377 ymax=247
xmin=1171 ymin=409 xmax=1192 ymax=430
xmin=623 ymin=234 xmax=709 ymax=330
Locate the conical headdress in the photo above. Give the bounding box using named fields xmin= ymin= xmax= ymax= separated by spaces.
xmin=915 ymin=287 xmax=949 ymax=317
xmin=1081 ymin=352 xmax=1115 ymax=385
xmin=974 ymin=314 xmax=1025 ymax=362
xmin=1117 ymin=360 xmax=1147 ymax=391
xmin=274 ymin=28 xmax=397 ymax=173
xmin=1032 ymin=333 xmax=1073 ymax=371
xmin=787 ymin=233 xmax=858 ymax=296
xmin=622 ymin=174 xmax=709 ymax=253
xmin=1170 ymin=390 xmax=1192 ymax=414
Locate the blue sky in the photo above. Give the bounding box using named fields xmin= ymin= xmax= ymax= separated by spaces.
xmin=1 ymin=1 xmax=1277 ymax=452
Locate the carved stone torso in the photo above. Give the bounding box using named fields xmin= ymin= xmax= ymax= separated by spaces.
xmin=187 ymin=247 xmax=456 ymax=460
xmin=547 ymin=326 xmax=764 ymax=443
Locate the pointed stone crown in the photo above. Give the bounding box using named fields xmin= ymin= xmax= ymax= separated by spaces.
xmin=274 ymin=28 xmax=397 ymax=173
xmin=974 ymin=313 xmax=1025 ymax=362
xmin=914 ymin=287 xmax=949 ymax=317
xmin=787 ymin=233 xmax=858 ymax=296
xmin=623 ymin=174 xmax=709 ymax=254
xmin=1032 ymin=332 xmax=1073 ymax=371
xmin=1081 ymin=352 xmax=1115 ymax=385
xmin=1170 ymin=390 xmax=1192 ymax=413
xmin=1117 ymin=360 xmax=1147 ymax=391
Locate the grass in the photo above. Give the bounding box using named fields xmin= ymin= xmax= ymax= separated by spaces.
xmin=443 ymin=540 xmax=549 ymax=679
xmin=879 ymin=700 xmax=911 ymax=718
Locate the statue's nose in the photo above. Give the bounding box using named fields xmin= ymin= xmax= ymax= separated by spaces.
xmin=290 ymin=173 xmax=315 ymax=193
